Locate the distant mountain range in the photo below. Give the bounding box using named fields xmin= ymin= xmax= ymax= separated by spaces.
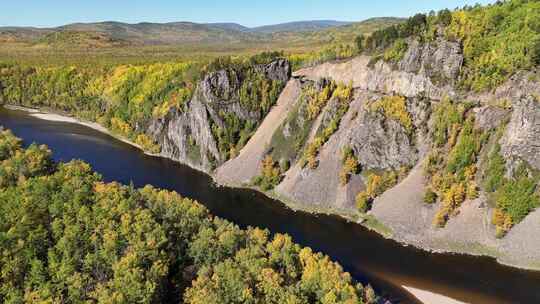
xmin=0 ymin=18 xmax=403 ymax=47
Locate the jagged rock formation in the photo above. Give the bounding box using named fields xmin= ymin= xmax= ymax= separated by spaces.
xmin=148 ymin=97 xmax=221 ymax=173
xmin=275 ymin=95 xmax=367 ymax=212
xmin=347 ymin=104 xmax=417 ymax=171
xmin=148 ymin=59 xmax=291 ymax=172
xmin=500 ymin=96 xmax=540 ymax=173
xmin=296 ymin=38 xmax=462 ymax=101
xmin=209 ymin=38 xmax=540 ymax=269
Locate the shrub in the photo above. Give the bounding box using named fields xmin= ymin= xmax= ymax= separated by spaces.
xmin=431 ymin=98 xmax=467 ymax=147
xmin=428 ymin=113 xmax=485 ymax=228
xmin=433 ymin=209 xmax=448 ymax=228
xmin=355 ymin=169 xmax=405 ymax=213
xmin=483 ymin=143 xmax=506 ymax=192
xmin=369 ymin=95 xmax=413 ymax=133
xmin=483 ymin=140 xmax=539 ymax=235
xmin=423 ymin=188 xmax=438 ymax=204
xmin=495 ymin=174 xmax=539 ymax=224
xmin=446 ymin=118 xmax=477 ymax=174
xmin=253 ymin=155 xmax=282 ymax=190
xmin=532 ymin=37 xmax=540 ymax=66
xmin=279 ymin=159 xmax=290 ymax=172
xmin=356 ymin=192 xmax=371 ymax=213
xmin=492 ymin=208 xmax=513 ymax=238
xmin=383 ymin=39 xmax=409 ymax=63
xmin=339 ymin=147 xmax=360 ymax=186
xmin=135 ymin=133 xmax=161 ymax=154
xmin=305 ymin=81 xmax=336 ymax=120
xmin=301 ymin=82 xmax=354 ymax=170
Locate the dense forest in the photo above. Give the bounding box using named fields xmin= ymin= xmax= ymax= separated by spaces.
xmin=0 ymin=128 xmax=377 ymax=303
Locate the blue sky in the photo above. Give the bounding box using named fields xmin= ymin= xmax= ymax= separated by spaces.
xmin=2 ymin=0 xmax=495 ymax=28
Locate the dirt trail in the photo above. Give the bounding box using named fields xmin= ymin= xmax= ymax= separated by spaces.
xmin=215 ymin=79 xmax=301 ymax=185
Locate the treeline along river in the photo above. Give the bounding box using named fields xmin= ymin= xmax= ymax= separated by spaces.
xmin=2 ymin=106 xmax=540 ymax=304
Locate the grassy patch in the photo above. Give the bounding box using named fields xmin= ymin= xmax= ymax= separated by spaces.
xmin=268 ymin=97 xmax=314 ymax=164
xmin=361 ymin=215 xmax=393 ymax=238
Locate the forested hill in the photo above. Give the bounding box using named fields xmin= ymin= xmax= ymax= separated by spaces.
xmin=0 ymin=18 xmax=399 ymax=47
xmin=0 ymin=128 xmax=378 ymax=303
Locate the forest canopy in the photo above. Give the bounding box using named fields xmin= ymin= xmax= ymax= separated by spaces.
xmin=0 ymin=128 xmax=377 ymax=304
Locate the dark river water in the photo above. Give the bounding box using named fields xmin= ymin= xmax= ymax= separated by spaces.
xmin=2 ymin=106 xmax=540 ymax=304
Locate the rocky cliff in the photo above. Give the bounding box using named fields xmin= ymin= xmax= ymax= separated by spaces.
xmin=214 ymin=37 xmax=540 ymax=270
xmin=147 ymin=59 xmax=291 ymax=173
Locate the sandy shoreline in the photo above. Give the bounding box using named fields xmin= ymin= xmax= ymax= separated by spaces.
xmin=403 ymin=286 xmax=468 ymax=304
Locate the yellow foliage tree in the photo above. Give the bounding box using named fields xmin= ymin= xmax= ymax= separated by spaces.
xmin=369 ymin=95 xmax=413 ymax=133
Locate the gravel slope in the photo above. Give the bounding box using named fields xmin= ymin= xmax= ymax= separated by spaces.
xmin=215 ymin=79 xmax=301 ymax=185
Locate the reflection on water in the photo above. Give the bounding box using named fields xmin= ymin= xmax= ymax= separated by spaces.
xmin=2 ymin=107 xmax=540 ymax=304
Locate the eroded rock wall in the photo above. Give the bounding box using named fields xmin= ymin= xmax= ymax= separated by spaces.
xmin=148 ymin=59 xmax=291 ymax=173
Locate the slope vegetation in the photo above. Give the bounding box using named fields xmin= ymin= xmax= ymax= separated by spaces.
xmin=215 ymin=0 xmax=540 ymax=269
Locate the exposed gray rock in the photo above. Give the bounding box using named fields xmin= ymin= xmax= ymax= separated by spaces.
xmin=492 ymin=71 xmax=540 ymax=102
xmin=474 ymin=105 xmax=510 ymax=131
xmin=406 ymin=97 xmax=431 ymax=132
xmin=500 ymin=95 xmax=540 ymax=171
xmin=346 ymin=102 xmax=418 ymax=171
xmin=399 ymin=38 xmax=463 ymax=85
xmin=201 ymin=69 xmax=240 ymax=102
xmin=147 ymin=96 xmax=221 ymax=173
xmin=275 ymin=94 xmax=368 ymax=212
xmin=147 ymin=59 xmax=291 ymax=173
xmin=214 ymin=79 xmax=302 ymax=185
xmin=296 ymin=38 xmax=463 ymax=101
xmin=255 ymin=58 xmax=291 ymax=82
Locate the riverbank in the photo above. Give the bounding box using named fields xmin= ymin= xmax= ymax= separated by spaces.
xmin=4 ymin=105 xmax=160 ymax=158
xmin=4 ymin=104 xmax=540 ymax=304
xmin=4 ymin=104 xmax=540 ymax=274
xmin=402 ymin=286 xmax=467 ymax=304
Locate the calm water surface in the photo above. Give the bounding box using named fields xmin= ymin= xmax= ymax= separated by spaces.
xmin=2 ymin=107 xmax=540 ymax=304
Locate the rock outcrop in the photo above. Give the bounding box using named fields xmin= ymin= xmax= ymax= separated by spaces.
xmin=215 ymin=79 xmax=302 ymax=185
xmin=347 ymin=104 xmax=418 ymax=171
xmin=500 ymin=95 xmax=540 ymax=172
xmin=148 ymin=59 xmax=291 ymax=173
xmin=296 ymin=38 xmax=463 ymax=101
xmin=208 ymin=38 xmax=540 ymax=270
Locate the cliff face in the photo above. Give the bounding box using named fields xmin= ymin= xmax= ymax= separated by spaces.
xmin=147 ymin=59 xmax=291 ymax=173
xmin=218 ymin=38 xmax=463 ymax=211
xmin=212 ymin=38 xmax=540 ymax=269
xmin=62 ymin=36 xmax=535 ymax=269
xmin=501 ymin=96 xmax=540 ymax=173
xmin=296 ymin=38 xmax=463 ymax=101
